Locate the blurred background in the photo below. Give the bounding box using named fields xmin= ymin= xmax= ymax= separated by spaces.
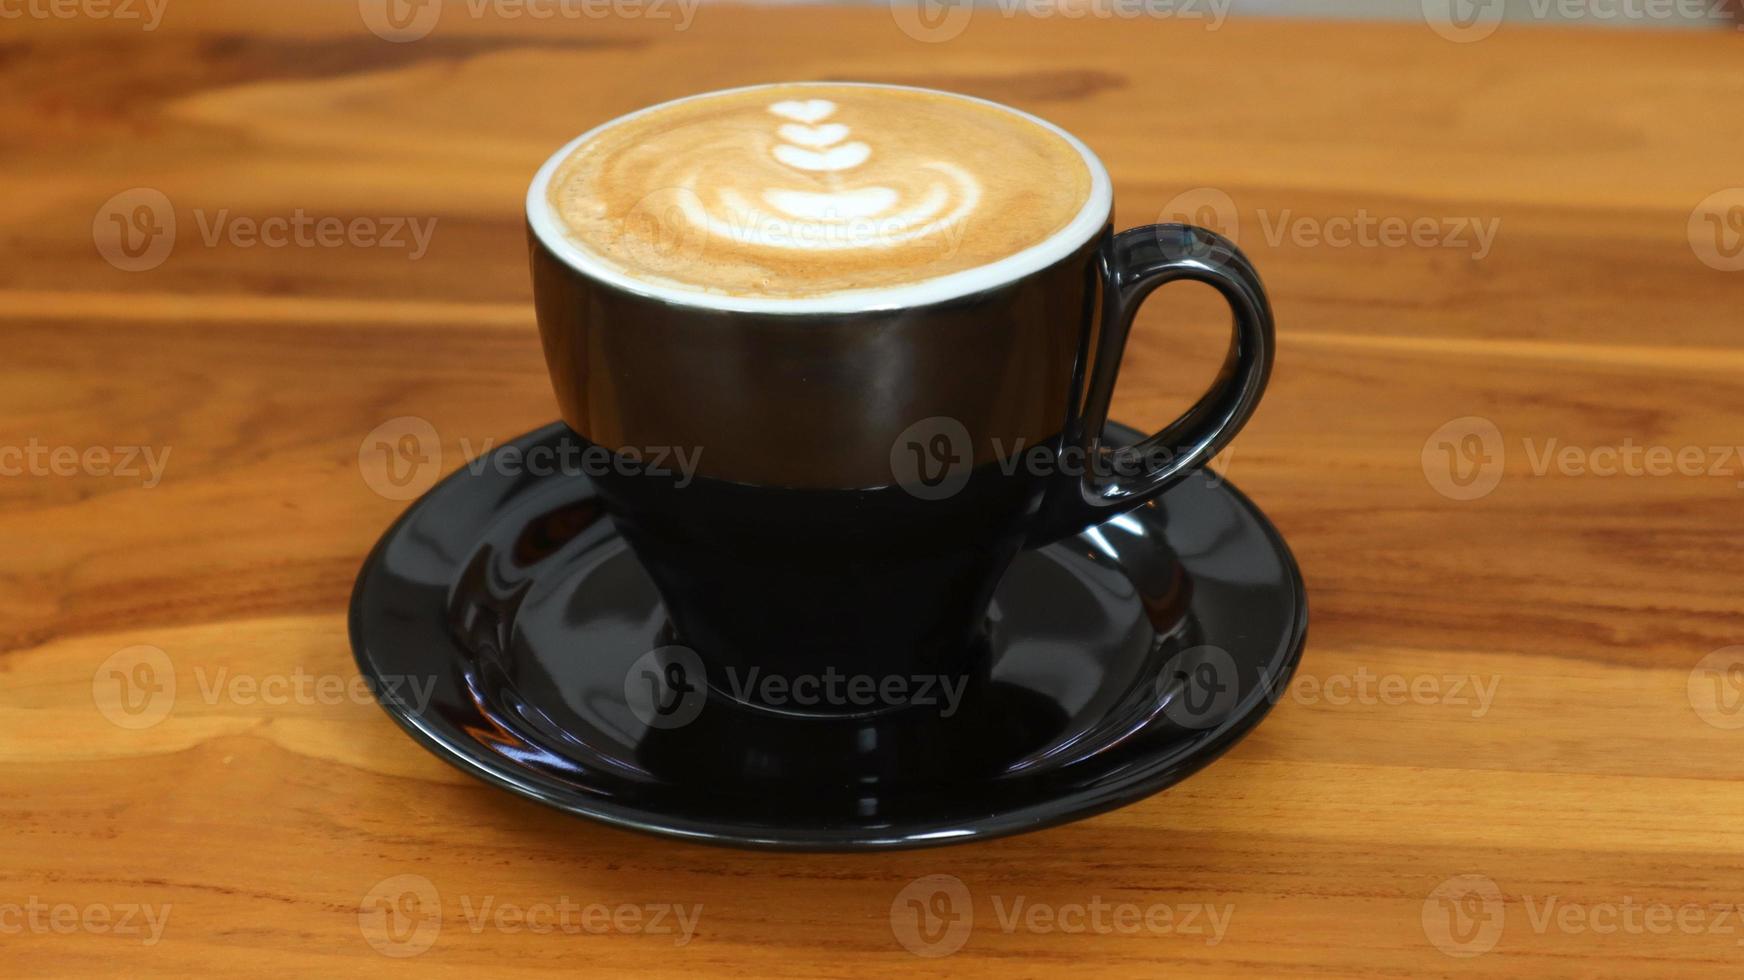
xmin=776 ymin=0 xmax=1741 ymax=27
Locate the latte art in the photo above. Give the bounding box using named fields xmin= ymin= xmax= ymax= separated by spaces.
xmin=543 ymin=84 xmax=1097 ymax=301
xmin=678 ymin=99 xmax=981 ymax=253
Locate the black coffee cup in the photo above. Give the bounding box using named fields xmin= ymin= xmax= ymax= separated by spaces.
xmin=526 ymin=85 xmax=1273 ymax=716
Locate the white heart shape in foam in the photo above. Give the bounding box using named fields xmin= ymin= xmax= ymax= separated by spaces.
xmin=773 ymin=141 xmax=870 ymax=172
xmin=763 ymin=186 xmax=898 ymax=221
xmin=768 ymin=99 xmax=836 ymax=124
xmin=777 ymin=123 xmax=850 ymax=148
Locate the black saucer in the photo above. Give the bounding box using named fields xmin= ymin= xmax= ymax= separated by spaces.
xmin=349 ymin=422 xmax=1307 ymax=850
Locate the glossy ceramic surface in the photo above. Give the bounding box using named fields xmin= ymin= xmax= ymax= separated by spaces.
xmin=349 ymin=422 xmax=1307 ymax=850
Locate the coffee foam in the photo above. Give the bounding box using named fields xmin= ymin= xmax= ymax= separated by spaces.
xmin=540 ymin=84 xmax=1100 ymax=305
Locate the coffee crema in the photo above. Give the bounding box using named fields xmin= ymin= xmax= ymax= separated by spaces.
xmin=543 ymin=84 xmax=1096 ymax=301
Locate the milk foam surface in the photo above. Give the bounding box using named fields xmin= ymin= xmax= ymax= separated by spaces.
xmin=544 ymin=84 xmax=1096 ymax=300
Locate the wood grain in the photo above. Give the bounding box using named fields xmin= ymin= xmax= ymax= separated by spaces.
xmin=3 ymin=4 xmax=1743 ymax=975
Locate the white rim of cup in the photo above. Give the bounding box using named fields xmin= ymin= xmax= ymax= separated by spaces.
xmin=525 ymin=81 xmax=1115 ymax=316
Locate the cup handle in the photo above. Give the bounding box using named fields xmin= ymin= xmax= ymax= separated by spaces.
xmin=1029 ymin=223 xmax=1275 ymax=545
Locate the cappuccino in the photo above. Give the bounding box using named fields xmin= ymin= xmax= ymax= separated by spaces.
xmin=541 ymin=83 xmax=1097 ymax=302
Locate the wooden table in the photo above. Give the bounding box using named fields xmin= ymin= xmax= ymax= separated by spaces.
xmin=5 ymin=3 xmax=1743 ymax=975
